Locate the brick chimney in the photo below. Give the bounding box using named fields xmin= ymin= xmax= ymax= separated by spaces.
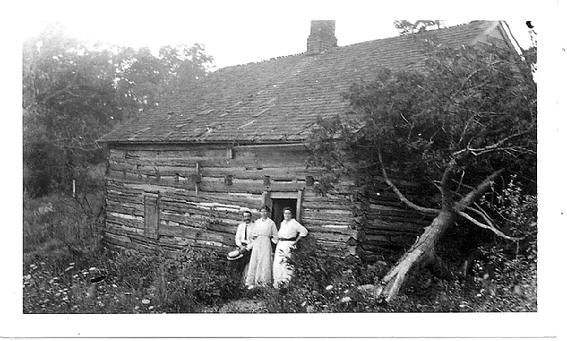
xmin=306 ymin=20 xmax=337 ymax=55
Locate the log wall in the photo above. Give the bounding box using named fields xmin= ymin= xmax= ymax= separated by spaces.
xmin=103 ymin=143 xmax=430 ymax=257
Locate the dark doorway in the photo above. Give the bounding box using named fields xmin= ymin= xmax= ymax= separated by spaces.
xmin=271 ymin=198 xmax=297 ymax=229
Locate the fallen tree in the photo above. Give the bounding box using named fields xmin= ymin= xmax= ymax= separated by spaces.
xmin=307 ymin=38 xmax=536 ymax=302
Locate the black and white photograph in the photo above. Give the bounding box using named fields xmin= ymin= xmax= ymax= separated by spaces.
xmin=2 ymin=0 xmax=565 ymax=338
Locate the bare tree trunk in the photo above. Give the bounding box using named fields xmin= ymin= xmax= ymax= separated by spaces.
xmin=367 ymin=165 xmax=504 ymax=303
xmin=375 ymin=210 xmax=456 ymax=302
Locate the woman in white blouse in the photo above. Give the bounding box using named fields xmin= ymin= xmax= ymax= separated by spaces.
xmin=245 ymin=206 xmax=278 ymax=289
xmin=273 ymin=207 xmax=308 ymax=289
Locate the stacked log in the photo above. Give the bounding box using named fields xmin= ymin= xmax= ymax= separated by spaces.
xmin=104 ymin=143 xmax=429 ymax=257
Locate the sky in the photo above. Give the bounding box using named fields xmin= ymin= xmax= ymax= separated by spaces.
xmin=17 ymin=0 xmax=538 ymax=69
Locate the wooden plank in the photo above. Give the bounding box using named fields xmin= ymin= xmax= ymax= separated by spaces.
xmin=303 ymin=207 xmax=353 ymax=216
xmin=106 ymin=213 xmax=144 ymax=230
xmin=111 ymin=143 xmax=229 ymax=152
xmin=161 ymin=194 xmax=258 ymax=212
xmin=106 ymin=186 xmax=144 ymax=198
xmin=200 ymin=166 xmax=321 ymax=181
xmin=367 ymin=213 xmax=430 ymax=225
xmin=365 ymin=218 xmax=425 ymax=233
xmin=368 ymin=203 xmax=431 ymax=220
xmin=105 ymin=222 xmax=145 ymax=236
xmin=261 ymin=191 xmax=272 ymax=210
xmin=110 ymin=146 xmax=311 ymax=169
xmin=160 ymin=212 xmax=239 ymax=236
xmin=198 ymin=177 xmax=307 ymax=194
xmin=303 ymin=191 xmax=351 ymax=203
xmin=109 ymin=162 xmax=197 ymax=177
xmin=233 ymin=143 xmax=307 ymax=151
xmin=159 ymin=224 xmax=234 ymax=245
xmin=302 ymin=200 xmax=352 ymax=210
xmin=306 ymin=225 xmax=358 ymax=238
xmin=103 ymin=232 xmax=132 ymax=249
xmin=308 ymin=231 xmax=352 ymax=243
xmin=119 ymin=148 xmax=228 ymax=160
xmin=296 ymin=189 xmax=303 ymax=223
xmin=107 ymin=180 xmax=145 ymax=192
xmin=107 ymin=174 xmax=198 ymax=191
xmin=301 ymin=211 xmax=353 ymax=224
xmin=110 ymin=157 xmax=196 ymax=168
xmin=302 ymin=217 xmax=354 ymax=227
xmin=159 ymin=211 xmax=240 ymax=232
xmin=165 ymin=191 xmax=262 ymax=209
xmin=144 ymin=192 xmax=160 ymax=239
xmin=362 ymin=234 xmax=416 ymax=246
xmin=106 ymin=199 xmax=145 ymax=211
xmin=160 ymin=202 xmax=243 ymax=223
xmin=106 ymin=202 xmax=144 ymax=217
xmin=106 ymin=192 xmax=143 ymax=205
xmin=195 ymin=162 xmax=200 ymax=194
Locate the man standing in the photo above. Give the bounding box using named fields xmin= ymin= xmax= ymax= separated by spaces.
xmin=230 ymin=210 xmax=254 ymax=283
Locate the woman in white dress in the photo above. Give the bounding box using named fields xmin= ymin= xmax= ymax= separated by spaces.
xmin=273 ymin=207 xmax=308 ymax=289
xmin=245 ymin=206 xmax=278 ymax=289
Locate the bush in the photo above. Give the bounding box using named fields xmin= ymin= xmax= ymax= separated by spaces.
xmin=264 ymin=236 xmax=391 ymax=313
xmin=23 ymin=192 xmax=105 ymax=270
xmin=472 ymin=176 xmax=537 ymax=311
xmin=149 ymin=249 xmax=244 ymax=312
xmin=263 ymin=203 xmax=536 ymax=314
xmin=23 ymin=245 xmax=245 ymax=313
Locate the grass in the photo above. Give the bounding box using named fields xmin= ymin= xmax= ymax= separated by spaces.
xmin=23 ymin=192 xmax=536 ymax=313
xmin=23 ymin=192 xmax=245 ymax=313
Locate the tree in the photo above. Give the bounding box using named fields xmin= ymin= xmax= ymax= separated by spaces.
xmin=394 ymin=20 xmax=443 ymax=35
xmin=307 ymin=38 xmax=536 ymax=302
xmin=23 ymin=25 xmax=213 ymax=197
xmin=23 ymin=25 xmax=120 ymax=196
xmin=114 ymin=44 xmax=212 ymax=122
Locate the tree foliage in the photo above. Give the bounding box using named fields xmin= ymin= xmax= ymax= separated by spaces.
xmin=23 ymin=25 xmax=213 ymax=197
xmin=114 ymin=44 xmax=212 ymax=121
xmin=394 ymin=20 xmax=443 ymax=35
xmin=309 ymin=41 xmax=536 ymax=205
xmin=307 ymin=35 xmax=536 ymax=300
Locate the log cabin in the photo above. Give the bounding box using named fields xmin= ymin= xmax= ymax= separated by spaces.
xmin=98 ymin=20 xmax=518 ymax=258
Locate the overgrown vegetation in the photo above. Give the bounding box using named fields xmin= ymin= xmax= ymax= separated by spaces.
xmin=263 ymin=206 xmax=536 ymax=313
xmin=306 ymin=27 xmax=537 ymax=301
xmin=266 ymin=177 xmax=537 ymax=313
xmin=23 ymin=185 xmax=535 ymax=313
xmin=23 ymin=193 xmax=244 ymax=313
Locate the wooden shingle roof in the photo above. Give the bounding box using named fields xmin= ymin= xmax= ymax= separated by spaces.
xmin=100 ymin=21 xmax=511 ymax=144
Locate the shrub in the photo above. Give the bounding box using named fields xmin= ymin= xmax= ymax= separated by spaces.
xmin=104 ymin=249 xmax=160 ymax=290
xmin=473 ymin=176 xmax=537 ymax=311
xmin=23 ymin=192 xmax=105 ymax=271
xmin=147 ymin=248 xmax=244 ymax=312
xmin=264 ymin=236 xmax=390 ymax=313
